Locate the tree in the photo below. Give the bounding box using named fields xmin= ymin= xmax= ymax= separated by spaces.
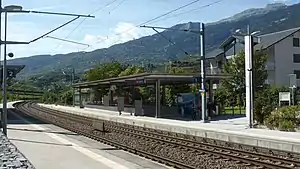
xmin=59 ymin=89 xmax=73 ymax=105
xmin=84 ymin=61 xmax=126 ymax=102
xmin=165 ymin=67 xmax=191 ymax=106
xmin=119 ymin=65 xmax=145 ymax=77
xmin=118 ymin=65 xmax=147 ymax=103
xmin=221 ymin=50 xmax=268 ymax=96
xmin=254 ymin=86 xmax=289 ymax=123
xmin=219 ymin=50 xmax=269 ymax=122
xmin=85 ymin=61 xmax=125 ymax=81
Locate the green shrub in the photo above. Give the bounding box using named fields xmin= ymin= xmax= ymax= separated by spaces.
xmin=264 ymin=111 xmax=280 ymax=129
xmin=278 ymin=120 xmax=295 ymax=132
xmin=264 ymin=105 xmax=300 ymax=131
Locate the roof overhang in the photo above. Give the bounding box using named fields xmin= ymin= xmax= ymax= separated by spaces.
xmin=0 ymin=65 xmax=25 ymax=78
xmin=73 ymin=73 xmax=231 ymax=89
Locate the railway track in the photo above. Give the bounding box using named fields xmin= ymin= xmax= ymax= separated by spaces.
xmin=14 ymin=101 xmax=300 ymax=169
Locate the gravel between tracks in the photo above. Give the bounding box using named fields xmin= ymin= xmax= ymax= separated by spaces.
xmin=17 ymin=103 xmax=298 ymax=169
xmin=0 ymin=132 xmax=35 ymax=169
xmin=96 ymin=129 xmax=260 ymax=169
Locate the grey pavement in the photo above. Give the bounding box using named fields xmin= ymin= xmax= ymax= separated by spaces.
xmin=5 ymin=103 xmax=171 ymax=169
xmin=0 ymin=131 xmax=35 ymax=169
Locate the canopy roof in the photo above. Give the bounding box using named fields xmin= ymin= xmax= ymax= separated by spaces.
xmin=73 ymin=73 xmax=230 ymax=88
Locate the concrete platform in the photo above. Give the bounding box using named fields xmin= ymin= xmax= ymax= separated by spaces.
xmin=39 ymin=104 xmax=300 ymax=154
xmin=6 ymin=102 xmax=171 ymax=169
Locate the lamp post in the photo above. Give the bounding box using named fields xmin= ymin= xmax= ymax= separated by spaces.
xmin=0 ymin=4 xmax=94 ymax=135
xmin=238 ymin=26 xmax=260 ymax=128
xmin=1 ymin=5 xmax=23 ymax=136
xmin=62 ymin=68 xmax=76 ymax=106
xmin=140 ymin=23 xmax=207 ymax=122
xmin=47 ymin=38 xmax=89 ymax=108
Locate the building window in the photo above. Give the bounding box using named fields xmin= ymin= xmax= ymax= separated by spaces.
xmin=293 ymin=38 xmax=300 ymax=47
xmin=294 ymin=70 xmax=300 ymax=79
xmin=294 ymin=54 xmax=300 ymax=63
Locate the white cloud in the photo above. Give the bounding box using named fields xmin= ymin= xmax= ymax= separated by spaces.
xmin=2 ymin=19 xmax=84 ymax=59
xmin=270 ymin=0 xmax=291 ymax=3
xmin=0 ymin=21 xmax=155 ymax=60
xmin=82 ymin=22 xmax=154 ymax=50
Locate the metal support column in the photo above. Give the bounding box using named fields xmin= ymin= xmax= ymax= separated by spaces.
xmin=132 ymin=85 xmax=135 ymax=104
xmin=245 ymin=34 xmax=254 ymax=128
xmin=208 ymin=80 xmax=214 ymax=118
xmin=72 ymin=68 xmax=75 ymax=107
xmin=2 ymin=11 xmax=8 ymax=135
xmin=155 ymin=80 xmax=161 ymax=118
xmin=209 ymin=80 xmax=213 ymax=101
xmin=161 ymin=85 xmax=166 ymax=106
xmin=109 ymin=90 xmax=113 ymax=105
xmin=200 ymin=23 xmax=207 ymax=122
xmin=0 ymin=0 xmax=2 ymax=130
xmin=79 ymin=88 xmax=83 ymax=108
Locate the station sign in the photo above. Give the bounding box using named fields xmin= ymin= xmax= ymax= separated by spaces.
xmin=0 ymin=65 xmax=25 ymax=85
xmin=135 ymin=79 xmax=145 ymax=84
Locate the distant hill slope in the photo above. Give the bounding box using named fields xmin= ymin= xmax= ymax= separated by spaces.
xmin=8 ymin=3 xmax=300 ymax=78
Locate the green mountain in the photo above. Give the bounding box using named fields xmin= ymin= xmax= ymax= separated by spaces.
xmin=8 ymin=3 xmax=300 ymax=78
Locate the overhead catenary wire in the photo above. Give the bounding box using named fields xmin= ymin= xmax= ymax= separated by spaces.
xmin=96 ymin=0 xmax=202 ymax=44
xmin=151 ymin=28 xmax=189 ymax=56
xmin=148 ymin=0 xmax=226 ymax=25
xmin=53 ymin=0 xmax=120 ymax=50
xmin=139 ymin=0 xmax=201 ymax=26
xmin=45 ymin=36 xmax=90 ymax=47
xmin=30 ymin=16 xmax=80 ymax=43
xmin=109 ymin=0 xmax=126 ymax=14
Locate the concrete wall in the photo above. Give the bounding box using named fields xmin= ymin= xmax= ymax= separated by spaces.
xmin=85 ymin=104 xmax=178 ymax=117
xmin=265 ymin=46 xmax=276 ymax=86
xmin=274 ymin=30 xmax=300 ymax=87
xmin=207 ymin=31 xmax=300 ymax=87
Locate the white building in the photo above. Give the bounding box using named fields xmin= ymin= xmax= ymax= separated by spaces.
xmin=206 ymin=27 xmax=300 ymax=87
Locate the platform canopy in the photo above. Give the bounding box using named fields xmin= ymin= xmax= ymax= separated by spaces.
xmin=0 ymin=65 xmax=25 ymax=77
xmin=73 ymin=73 xmax=230 ymax=89
xmin=0 ymin=65 xmax=25 ymax=83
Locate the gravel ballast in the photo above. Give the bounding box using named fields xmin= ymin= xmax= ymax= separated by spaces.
xmin=0 ymin=132 xmax=35 ymax=169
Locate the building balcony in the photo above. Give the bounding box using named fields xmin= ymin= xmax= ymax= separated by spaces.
xmin=206 ymin=67 xmax=222 ymax=75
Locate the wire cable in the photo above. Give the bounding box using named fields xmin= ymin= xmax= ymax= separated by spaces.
xmin=152 ymin=28 xmax=189 ymax=56
xmin=109 ymin=0 xmax=126 ymax=14
xmin=148 ymin=0 xmax=226 ymax=25
xmin=139 ymin=0 xmax=201 ymax=26
xmin=96 ymin=0 xmax=202 ymax=44
xmin=53 ymin=0 xmax=120 ymax=50
xmin=45 ymin=36 xmax=90 ymax=47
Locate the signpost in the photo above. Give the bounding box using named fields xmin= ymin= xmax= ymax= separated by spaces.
xmin=0 ymin=65 xmax=25 ymax=130
xmin=289 ymin=74 xmax=297 ymax=105
xmin=279 ymin=92 xmax=291 ymax=106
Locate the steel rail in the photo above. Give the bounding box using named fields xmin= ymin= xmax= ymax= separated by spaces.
xmin=13 ymin=102 xmax=300 ymax=169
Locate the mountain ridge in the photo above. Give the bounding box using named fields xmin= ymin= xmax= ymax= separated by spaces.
xmin=8 ymin=2 xmax=300 ymax=78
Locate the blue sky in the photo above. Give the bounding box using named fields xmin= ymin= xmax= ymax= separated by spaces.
xmin=2 ymin=0 xmax=300 ymax=59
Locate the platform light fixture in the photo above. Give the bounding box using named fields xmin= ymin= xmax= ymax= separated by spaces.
xmin=0 ymin=3 xmax=95 ymax=136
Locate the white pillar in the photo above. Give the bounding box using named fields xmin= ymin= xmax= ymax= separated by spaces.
xmin=245 ymin=35 xmax=253 ymax=128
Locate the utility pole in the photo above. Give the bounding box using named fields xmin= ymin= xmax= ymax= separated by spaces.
xmin=199 ymin=23 xmax=207 ymax=122
xmin=140 ymin=23 xmax=207 ymax=122
xmin=0 ymin=4 xmax=94 ymax=135
xmin=2 ymin=9 xmax=8 ymax=135
xmin=245 ymin=25 xmax=254 ymax=128
xmin=72 ymin=68 xmax=75 ymax=107
xmin=0 ymin=0 xmax=2 ymax=130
